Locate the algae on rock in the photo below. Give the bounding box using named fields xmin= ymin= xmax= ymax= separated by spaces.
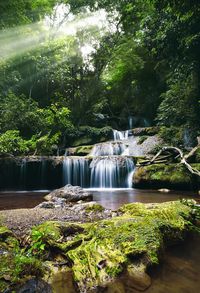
xmin=0 ymin=201 xmax=199 ymax=292
xmin=133 ymin=163 xmax=200 ymax=190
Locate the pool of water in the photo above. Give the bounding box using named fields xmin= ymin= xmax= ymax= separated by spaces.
xmin=146 ymin=233 xmax=200 ymax=293
xmin=0 ymin=188 xmax=199 ymax=210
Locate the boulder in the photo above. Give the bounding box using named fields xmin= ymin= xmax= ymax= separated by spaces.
xmin=45 ymin=184 xmax=93 ymax=203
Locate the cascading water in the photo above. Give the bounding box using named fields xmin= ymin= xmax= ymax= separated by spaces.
xmin=90 ymin=142 xmax=125 ymax=156
xmin=88 ymin=128 xmax=134 ymax=188
xmin=90 ymin=157 xmax=120 ymax=188
xmin=63 ymin=157 xmax=89 ymax=187
xmin=113 ymin=129 xmax=129 ymax=141
xmin=90 ymin=156 xmax=134 ymax=188
xmin=63 ymin=124 xmax=135 ymax=189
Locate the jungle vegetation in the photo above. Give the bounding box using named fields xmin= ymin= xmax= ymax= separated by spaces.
xmin=0 ymin=0 xmax=199 ymax=155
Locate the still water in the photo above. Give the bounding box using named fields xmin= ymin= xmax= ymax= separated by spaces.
xmin=0 ymin=188 xmax=199 ymax=210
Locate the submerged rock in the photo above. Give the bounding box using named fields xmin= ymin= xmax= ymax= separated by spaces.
xmin=45 ymin=184 xmax=93 ymax=203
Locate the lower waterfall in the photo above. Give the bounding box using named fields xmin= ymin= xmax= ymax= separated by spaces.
xmin=90 ymin=157 xmax=134 ymax=188
xmin=63 ymin=157 xmax=89 ymax=187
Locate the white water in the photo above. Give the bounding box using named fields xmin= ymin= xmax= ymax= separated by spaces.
xmin=62 ymin=128 xmax=135 ymax=188
xmin=90 ymin=142 xmax=125 ymax=156
xmin=113 ymin=129 xmax=129 ymax=141
xmin=63 ymin=157 xmax=89 ymax=187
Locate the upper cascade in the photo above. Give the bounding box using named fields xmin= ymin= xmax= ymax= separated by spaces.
xmin=90 ymin=142 xmax=126 ymax=157
xmin=113 ymin=129 xmax=129 ymax=141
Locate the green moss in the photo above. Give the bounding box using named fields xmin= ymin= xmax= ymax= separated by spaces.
xmin=65 ymin=201 xmax=195 ymax=290
xmin=0 ymin=225 xmax=43 ymax=292
xmin=138 ymin=136 xmax=148 ymax=145
xmin=85 ymin=204 xmax=105 ymax=213
xmin=76 ymin=145 xmax=93 ymax=156
xmin=0 ymin=201 xmax=199 ymax=292
xmin=133 ymin=163 xmax=198 ymax=189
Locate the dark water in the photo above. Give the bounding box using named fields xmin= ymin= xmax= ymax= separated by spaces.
xmin=91 ymin=188 xmax=200 ymax=210
xmin=0 ymin=188 xmax=199 ymax=210
xmin=0 ymin=190 xmax=48 ymax=210
xmin=147 ymin=233 xmax=200 ymax=293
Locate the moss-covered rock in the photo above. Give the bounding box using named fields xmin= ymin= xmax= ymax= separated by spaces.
xmin=27 ymin=201 xmax=199 ymax=292
xmin=131 ymin=127 xmax=160 ymax=136
xmin=187 ymin=147 xmax=200 ymax=163
xmin=66 ymin=145 xmax=94 ymax=156
xmin=0 ymin=225 xmax=43 ymax=292
xmin=133 ymin=163 xmax=200 ymax=190
xmin=1 ymin=201 xmax=200 ymax=292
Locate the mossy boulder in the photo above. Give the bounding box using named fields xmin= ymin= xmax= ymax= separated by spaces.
xmin=66 ymin=145 xmax=94 ymax=156
xmin=29 ymin=201 xmax=199 ymax=292
xmin=0 ymin=226 xmax=43 ymax=292
xmin=131 ymin=127 xmax=160 ymax=136
xmin=1 ymin=201 xmax=200 ymax=292
xmin=133 ymin=163 xmax=200 ymax=190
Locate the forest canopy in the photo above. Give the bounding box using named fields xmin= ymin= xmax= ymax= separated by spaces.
xmin=0 ymin=0 xmax=199 ymax=155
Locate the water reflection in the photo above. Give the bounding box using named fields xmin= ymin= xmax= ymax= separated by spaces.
xmin=0 ymin=188 xmax=199 ymax=211
xmin=91 ymin=188 xmax=200 ymax=210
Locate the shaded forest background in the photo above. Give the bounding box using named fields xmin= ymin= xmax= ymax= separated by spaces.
xmin=0 ymin=0 xmax=199 ymax=155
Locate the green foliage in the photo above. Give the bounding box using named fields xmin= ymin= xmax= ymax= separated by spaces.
xmin=0 ymin=0 xmax=56 ymax=28
xmin=0 ymin=0 xmax=199 ymax=153
xmin=0 ymin=92 xmax=43 ymax=136
xmin=0 ymin=130 xmax=28 ymax=155
xmin=157 ymin=71 xmax=200 ymax=130
xmin=158 ymin=127 xmax=184 ymax=147
xmin=30 ymin=221 xmax=61 ymax=256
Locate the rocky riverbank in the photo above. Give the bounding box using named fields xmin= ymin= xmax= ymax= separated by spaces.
xmin=0 ymin=200 xmax=200 ymax=292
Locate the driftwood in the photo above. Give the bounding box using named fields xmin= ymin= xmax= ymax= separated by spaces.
xmin=138 ymin=145 xmax=200 ymax=177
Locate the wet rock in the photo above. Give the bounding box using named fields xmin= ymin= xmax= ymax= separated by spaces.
xmin=45 ymin=265 xmax=77 ymax=293
xmin=106 ymin=281 xmax=126 ymax=293
xmin=37 ymin=202 xmax=55 ymax=209
xmin=45 ymin=184 xmax=93 ymax=203
xmin=124 ymin=265 xmax=151 ymax=292
xmin=17 ymin=279 xmax=52 ymax=293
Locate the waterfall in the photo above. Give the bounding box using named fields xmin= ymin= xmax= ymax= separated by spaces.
xmin=62 ymin=124 xmax=135 ymax=189
xmin=90 ymin=142 xmax=125 ymax=156
xmin=129 ymin=116 xmax=133 ymax=129
xmin=90 ymin=157 xmax=120 ymax=188
xmin=63 ymin=157 xmax=89 ymax=187
xmin=113 ymin=130 xmax=129 ymax=141
xmin=90 ymin=157 xmax=134 ymax=188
